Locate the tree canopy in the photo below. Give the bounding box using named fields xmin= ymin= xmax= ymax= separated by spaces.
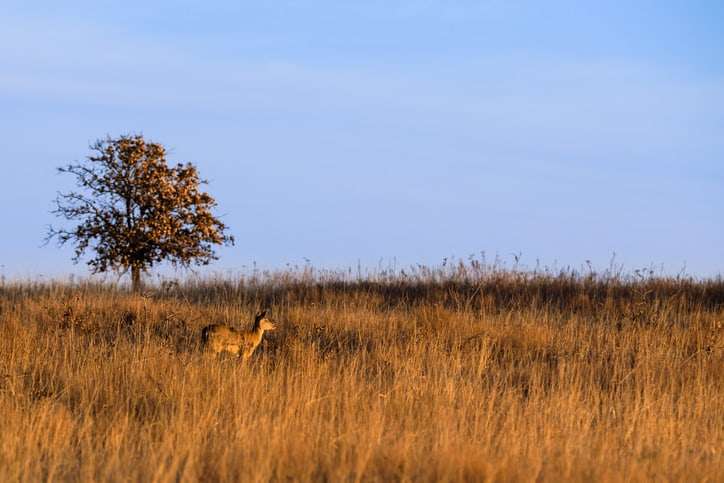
xmin=47 ymin=134 xmax=233 ymax=291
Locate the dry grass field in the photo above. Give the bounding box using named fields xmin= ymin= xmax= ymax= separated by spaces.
xmin=0 ymin=264 xmax=722 ymax=482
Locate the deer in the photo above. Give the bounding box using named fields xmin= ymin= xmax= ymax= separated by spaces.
xmin=201 ymin=310 xmax=276 ymax=361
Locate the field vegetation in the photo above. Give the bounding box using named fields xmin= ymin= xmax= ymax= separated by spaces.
xmin=0 ymin=261 xmax=722 ymax=481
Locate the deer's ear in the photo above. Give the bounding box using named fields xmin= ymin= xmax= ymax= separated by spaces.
xmin=257 ymin=310 xmax=267 ymax=319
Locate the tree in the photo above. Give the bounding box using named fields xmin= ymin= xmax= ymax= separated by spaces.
xmin=47 ymin=134 xmax=234 ymax=291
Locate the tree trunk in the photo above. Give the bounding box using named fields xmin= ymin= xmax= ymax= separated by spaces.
xmin=131 ymin=265 xmax=142 ymax=293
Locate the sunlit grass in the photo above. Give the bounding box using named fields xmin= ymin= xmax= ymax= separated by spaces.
xmin=0 ymin=265 xmax=721 ymax=481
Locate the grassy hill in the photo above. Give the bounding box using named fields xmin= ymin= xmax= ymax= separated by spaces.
xmin=1 ymin=266 xmax=721 ymax=481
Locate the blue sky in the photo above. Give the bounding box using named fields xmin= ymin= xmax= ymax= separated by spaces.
xmin=1 ymin=1 xmax=723 ymax=279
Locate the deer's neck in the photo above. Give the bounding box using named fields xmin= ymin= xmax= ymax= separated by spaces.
xmin=250 ymin=326 xmax=265 ymax=345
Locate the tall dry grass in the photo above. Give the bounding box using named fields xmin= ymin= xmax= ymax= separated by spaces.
xmin=0 ymin=265 xmax=722 ymax=482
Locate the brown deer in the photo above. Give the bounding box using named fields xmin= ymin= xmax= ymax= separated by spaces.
xmin=201 ymin=310 xmax=276 ymax=361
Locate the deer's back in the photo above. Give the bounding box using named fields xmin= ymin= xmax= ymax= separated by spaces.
xmin=202 ymin=324 xmax=245 ymax=354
